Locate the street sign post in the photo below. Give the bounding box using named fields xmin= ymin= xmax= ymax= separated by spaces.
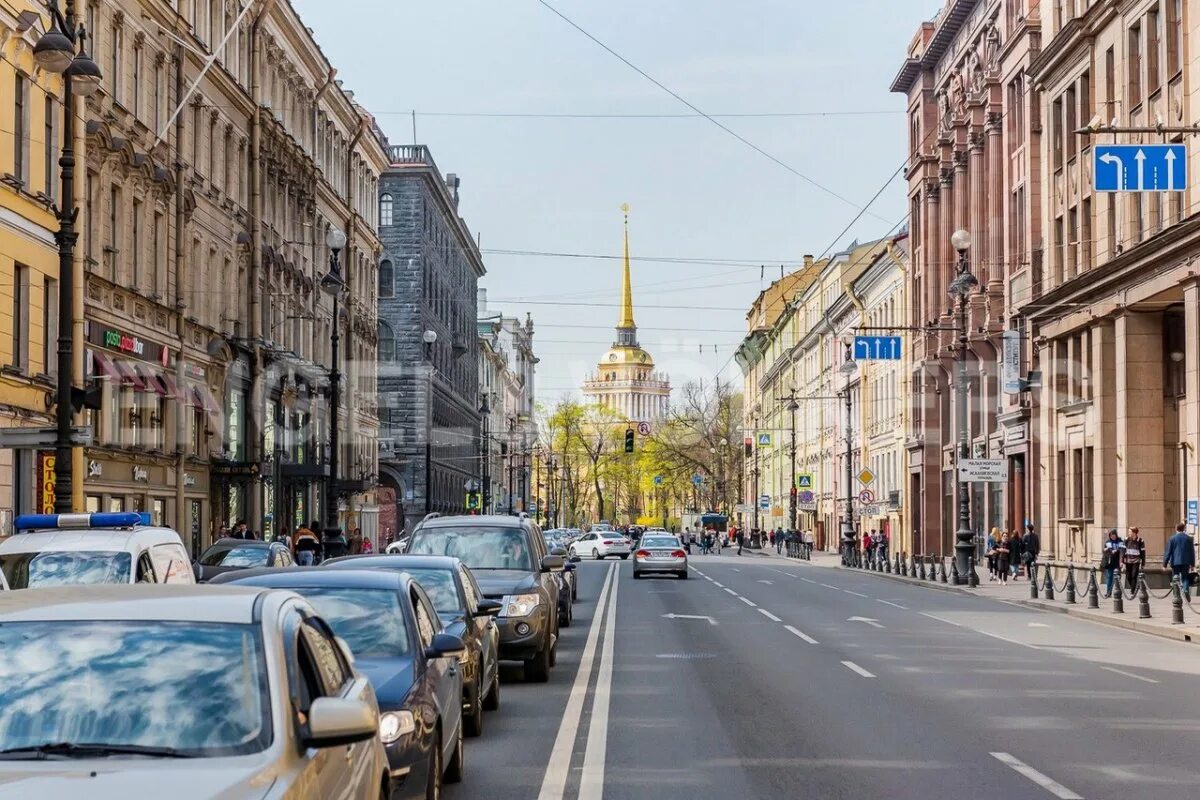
xmin=958 ymin=458 xmax=1008 ymax=482
xmin=857 ymin=467 xmax=876 ymax=486
xmin=1094 ymin=144 xmax=1187 ymax=192
xmin=653 ymin=474 xmax=664 ymax=486
xmin=1188 ymin=499 xmax=1199 ymax=526
xmin=797 ymin=473 xmax=813 ymax=489
xmin=757 ymin=433 xmax=772 ymax=447
xmin=758 ymin=494 xmax=770 ymax=510
xmin=0 ymin=426 xmax=93 ymax=449
xmin=853 ymin=335 xmax=902 ymax=361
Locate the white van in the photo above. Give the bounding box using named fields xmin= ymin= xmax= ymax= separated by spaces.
xmin=0 ymin=512 xmax=195 ymax=589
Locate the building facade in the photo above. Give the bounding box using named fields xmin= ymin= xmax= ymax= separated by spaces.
xmin=581 ymin=209 xmax=670 ymax=421
xmin=377 ymin=145 xmax=485 ymax=535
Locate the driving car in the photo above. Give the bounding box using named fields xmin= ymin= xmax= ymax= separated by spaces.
xmin=0 ymin=584 xmax=390 ymax=799
xmin=323 ymin=554 xmax=502 ymax=737
xmin=569 ymin=530 xmax=631 ymax=560
xmin=213 ymin=568 xmax=466 ymax=799
xmin=632 ymin=533 xmax=690 ymax=580
xmin=0 ymin=512 xmax=195 ymax=589
xmin=405 ymin=514 xmax=563 ymax=682
xmin=194 ymin=537 xmax=294 ymax=583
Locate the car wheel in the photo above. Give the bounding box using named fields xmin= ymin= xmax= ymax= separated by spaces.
xmin=464 ymin=671 xmax=484 ymax=737
xmin=524 ymin=642 xmax=551 ymax=682
xmin=483 ymin=668 xmax=500 ymax=711
xmin=679 ymin=571 xmax=689 ymax=579
xmin=619 ymin=554 xmax=630 ymax=560
xmin=425 ymin=734 xmax=442 ymax=800
xmin=572 ymin=581 xmax=578 ymax=601
xmin=559 ymin=602 xmax=572 ymax=628
xmin=592 ymin=548 xmax=601 ymax=560
xmin=633 ymin=571 xmax=643 ymax=579
xmin=444 ymin=719 xmax=464 ymax=784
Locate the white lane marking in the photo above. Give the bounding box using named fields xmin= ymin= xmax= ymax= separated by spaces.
xmin=739 ymin=596 xmax=758 ymax=608
xmin=1101 ymin=666 xmax=1160 ymax=684
xmin=990 ymin=752 xmax=1082 ymax=799
xmin=1028 ymin=622 xmax=1051 ymax=628
xmin=877 ymin=599 xmax=908 ymax=609
xmin=841 ymin=660 xmax=876 ymax=678
xmin=578 ymin=559 xmax=620 ymax=800
xmin=758 ymin=579 xmax=774 ymax=585
xmin=784 ymin=572 xmax=797 ymax=578
xmin=704 ymin=576 xmax=714 ymax=582
xmin=847 ymin=616 xmax=884 ymax=628
xmin=843 ymin=589 xmax=869 ymax=598
xmin=820 ymin=583 xmax=840 ymax=590
xmin=731 ymin=568 xmax=741 ymax=572
xmin=723 ymin=587 xmax=737 ymax=596
xmin=920 ymin=612 xmax=963 ymax=627
xmin=785 ymin=625 xmax=819 ymax=644
xmin=536 ymin=564 xmax=616 ymax=800
xmin=661 ymin=613 xmax=717 ymax=625
xmin=975 ymin=628 xmax=1040 ymax=650
xmin=713 ymin=581 xmax=724 ymax=588
xmin=800 ymin=577 xmax=817 ymax=584
xmin=758 ymin=608 xmax=781 ymax=622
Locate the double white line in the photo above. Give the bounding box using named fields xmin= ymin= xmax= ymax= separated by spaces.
xmin=537 ymin=562 xmax=619 ymax=800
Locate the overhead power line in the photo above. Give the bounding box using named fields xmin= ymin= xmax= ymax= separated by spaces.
xmin=403 ymin=110 xmax=903 ymax=119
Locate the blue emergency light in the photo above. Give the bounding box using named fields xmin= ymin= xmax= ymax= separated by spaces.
xmin=13 ymin=512 xmax=149 ymax=532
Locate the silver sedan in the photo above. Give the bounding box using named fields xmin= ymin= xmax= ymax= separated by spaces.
xmin=632 ymin=534 xmax=689 ymax=579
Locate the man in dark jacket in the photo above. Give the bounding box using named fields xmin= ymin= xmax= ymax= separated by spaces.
xmin=1164 ymin=523 xmax=1197 ymax=594
xmin=1021 ymin=524 xmax=1041 ymax=580
xmin=321 ymin=526 xmax=349 ymax=561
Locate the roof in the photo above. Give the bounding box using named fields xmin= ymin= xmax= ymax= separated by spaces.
xmin=0 ymin=527 xmax=183 ymax=554
xmin=214 ymin=567 xmax=408 ymax=591
xmin=326 ymin=554 xmax=462 ymax=571
xmin=0 ymin=585 xmax=267 ymax=623
xmin=421 ymin=514 xmax=528 ymax=529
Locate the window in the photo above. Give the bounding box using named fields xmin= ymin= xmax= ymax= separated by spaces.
xmin=1065 ymin=84 xmax=1077 ymax=161
xmin=299 ymin=619 xmax=349 ymax=696
xmin=153 ymin=211 xmax=163 ymax=295
xmin=1104 ymin=47 xmax=1115 ymax=118
xmin=85 ymin=171 xmax=95 ymax=261
xmin=1147 ymin=7 xmax=1161 ymax=92
xmin=43 ymin=277 xmax=57 ymax=377
xmin=108 ymin=186 xmax=120 ymax=281
xmin=154 ymin=61 xmax=163 ymax=134
xmin=379 ymin=259 xmax=393 ymax=298
xmin=132 ymin=46 xmax=142 ymax=117
xmin=379 ymin=193 xmax=393 ymax=226
xmin=1167 ymin=0 xmax=1183 ymax=76
xmin=13 ymin=73 xmax=28 ymax=184
xmin=109 ymin=21 xmax=122 ymax=105
xmin=411 ymin=590 xmax=437 ymax=649
xmin=1128 ymin=22 xmax=1142 ymax=109
xmin=1107 ymin=196 xmax=1118 ymax=257
xmin=1007 ymin=71 xmax=1025 ymax=155
xmin=44 ymin=93 xmax=55 ymax=199
xmin=10 ymin=264 xmax=28 ymax=371
xmin=1082 ymin=447 xmax=1094 ymax=516
xmin=1081 ymin=198 xmax=1092 ymax=268
xmin=1051 ymin=96 xmax=1063 ymax=170
xmin=131 ymin=199 xmax=142 ymax=289
xmin=1067 ymin=208 xmax=1078 ymax=280
xmin=1056 ymin=452 xmax=1067 ymax=518
xmin=378 ymin=321 xmax=394 ymax=362
xmin=1072 ymin=449 xmax=1084 ymax=517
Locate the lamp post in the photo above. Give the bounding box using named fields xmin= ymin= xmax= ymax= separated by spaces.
xmin=787 ymin=395 xmax=799 ymax=533
xmin=422 ymin=329 xmax=437 ymax=515
xmin=479 ymin=395 xmax=490 ymax=513
xmin=751 ymin=413 xmax=761 ymax=531
xmin=840 ymin=347 xmax=858 ymax=564
xmin=34 ymin=0 xmax=102 ymax=513
xmin=320 ymin=229 xmax=346 ymax=535
xmin=949 ymin=229 xmax=980 ymax=584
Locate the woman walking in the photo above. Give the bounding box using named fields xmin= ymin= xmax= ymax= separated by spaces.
xmin=995 ymin=532 xmax=1012 ymax=585
xmin=1123 ymin=527 xmax=1146 ymax=591
xmin=986 ymin=527 xmax=1000 ymax=581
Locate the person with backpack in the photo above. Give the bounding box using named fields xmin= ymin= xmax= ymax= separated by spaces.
xmin=1123 ymin=527 xmax=1146 ymax=590
xmin=1101 ymin=528 xmax=1125 ymax=598
xmin=1164 ymin=522 xmax=1197 ymax=595
xmin=1021 ymin=523 xmax=1041 ymax=580
xmin=294 ymin=525 xmax=321 ymax=566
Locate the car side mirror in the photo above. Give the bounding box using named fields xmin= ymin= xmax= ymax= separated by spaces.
xmin=304 ymin=696 xmax=378 ymax=748
xmin=476 ymin=599 xmax=503 ymax=617
xmin=191 ymin=562 xmax=202 ymax=583
xmin=549 ymin=546 xmax=568 ymax=557
xmin=541 ymin=554 xmax=565 ymax=573
xmin=569 ymin=554 xmax=582 ymax=564
xmin=425 ymin=632 xmax=466 ymax=660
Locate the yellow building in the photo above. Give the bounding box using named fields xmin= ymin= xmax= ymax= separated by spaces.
xmin=0 ymin=2 xmax=66 ymax=529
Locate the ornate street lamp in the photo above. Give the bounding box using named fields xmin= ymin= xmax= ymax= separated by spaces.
xmin=840 ymin=347 xmax=858 ymax=564
xmin=422 ymin=329 xmax=437 ymax=514
xmin=949 ymin=229 xmax=980 ymax=585
xmin=320 ymin=229 xmax=346 ymax=536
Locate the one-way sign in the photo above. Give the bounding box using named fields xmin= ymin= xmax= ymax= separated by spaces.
xmin=1095 ymin=144 xmax=1187 ymax=192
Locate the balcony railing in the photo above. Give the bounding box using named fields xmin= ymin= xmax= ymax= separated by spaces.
xmin=387 ymin=144 xmax=440 ymax=177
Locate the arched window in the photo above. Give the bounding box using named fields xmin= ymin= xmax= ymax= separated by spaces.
xmin=379 ymin=259 xmax=394 ymax=298
xmin=378 ymin=321 xmax=395 ymax=362
xmin=379 ymin=193 xmax=393 ymax=226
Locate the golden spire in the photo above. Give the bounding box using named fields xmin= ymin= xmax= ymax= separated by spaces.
xmin=618 ymin=203 xmax=636 ymax=331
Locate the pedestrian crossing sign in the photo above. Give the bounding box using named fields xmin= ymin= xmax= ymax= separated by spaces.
xmin=757 ymin=433 xmax=772 ymax=447
xmin=796 ymin=473 xmax=813 ymax=489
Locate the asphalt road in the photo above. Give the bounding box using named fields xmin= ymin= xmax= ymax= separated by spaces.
xmin=446 ymin=553 xmax=1200 ymax=800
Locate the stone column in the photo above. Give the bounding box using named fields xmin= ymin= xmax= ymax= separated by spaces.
xmin=937 ymin=169 xmax=953 ymax=316
xmin=923 ymin=179 xmax=940 ymax=325
xmin=968 ymin=130 xmax=987 ymax=281
xmin=953 ymin=148 xmax=969 ymax=243
xmin=1092 ymin=321 xmax=1118 ymax=559
xmin=1116 ymin=312 xmax=1166 ymax=552
xmin=1184 ymin=281 xmax=1200 ymax=509
xmin=986 ymin=111 xmax=1004 ymax=288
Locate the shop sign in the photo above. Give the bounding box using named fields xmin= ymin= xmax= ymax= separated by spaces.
xmin=104 ymin=329 xmax=145 ymax=356
xmin=87 ymin=459 xmax=102 ymax=477
xmin=1002 ymin=329 xmax=1022 ymax=394
xmin=37 ymin=451 xmax=55 ymax=514
xmin=88 ymin=324 xmax=168 ymax=366
xmin=133 ymin=466 xmax=149 ymax=482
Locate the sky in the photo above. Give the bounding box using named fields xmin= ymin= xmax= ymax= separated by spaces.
xmin=293 ymin=0 xmax=938 ymax=405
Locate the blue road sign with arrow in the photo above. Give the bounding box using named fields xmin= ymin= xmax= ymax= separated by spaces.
xmin=1094 ymin=144 xmax=1186 ymax=192
xmin=854 ymin=335 xmax=902 ymax=361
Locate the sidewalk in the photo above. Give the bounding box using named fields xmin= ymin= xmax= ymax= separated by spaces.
xmin=749 ymin=546 xmax=1200 ymax=645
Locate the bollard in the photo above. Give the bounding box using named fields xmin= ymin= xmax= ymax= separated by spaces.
xmin=940 ymin=556 xmax=949 ymax=583
xmin=901 ymin=553 xmax=909 ymax=577
xmin=1029 ymin=562 xmax=1039 ymax=600
xmin=1172 ymin=578 xmax=1185 ymax=624
xmin=918 ymin=557 xmax=926 ymax=581
xmin=1043 ymin=563 xmax=1055 ymax=601
xmin=886 ymin=553 xmax=893 ymax=574
xmin=1065 ymin=564 xmax=1076 ymax=604
xmin=1112 ymin=571 xmax=1124 ymax=614
xmin=928 ymin=556 xmax=937 ymax=582
xmin=1138 ymin=573 xmax=1152 ymax=619
xmin=1087 ymin=568 xmax=1100 ymax=609
xmin=968 ymin=555 xmax=980 ymax=588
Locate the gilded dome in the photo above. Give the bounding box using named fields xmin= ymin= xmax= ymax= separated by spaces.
xmin=601 ymin=345 xmax=654 ymax=367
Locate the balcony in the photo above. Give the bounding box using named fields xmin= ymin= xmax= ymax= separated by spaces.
xmin=387 ymin=144 xmax=441 ymax=177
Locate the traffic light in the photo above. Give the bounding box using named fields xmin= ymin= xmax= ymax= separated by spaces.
xmin=624 ymin=429 xmax=635 ymax=453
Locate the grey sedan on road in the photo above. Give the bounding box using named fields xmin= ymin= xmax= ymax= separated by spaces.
xmin=632 ymin=534 xmax=689 ymax=579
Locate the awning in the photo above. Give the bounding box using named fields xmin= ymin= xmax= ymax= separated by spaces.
xmin=134 ymin=363 xmax=168 ymax=396
xmin=112 ymin=359 xmax=146 ymax=391
xmin=89 ymin=350 xmax=120 ymax=381
xmin=158 ymin=371 xmax=187 ymax=403
xmin=190 ymin=384 xmax=222 ymax=415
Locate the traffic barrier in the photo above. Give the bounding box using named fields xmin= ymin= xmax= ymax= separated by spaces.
xmin=1138 ymin=573 xmax=1152 ymax=618
xmin=1111 ymin=571 xmax=1124 ymax=614
xmin=1087 ymin=568 xmax=1100 ymax=609
xmin=1029 ymin=563 xmax=1039 ymax=600
xmin=1043 ymin=563 xmax=1055 ymax=602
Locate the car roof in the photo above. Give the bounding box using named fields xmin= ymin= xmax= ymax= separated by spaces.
xmin=420 ymin=514 xmax=526 ymax=529
xmin=216 ymin=566 xmax=409 ymax=591
xmin=325 ymin=554 xmax=462 ymax=571
xmin=0 ymin=527 xmax=184 ymax=553
xmin=206 ymin=537 xmax=273 ymax=549
xmin=0 ymin=584 xmax=269 ymax=623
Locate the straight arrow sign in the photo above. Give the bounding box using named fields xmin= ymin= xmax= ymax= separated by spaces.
xmin=1135 ymin=148 xmax=1146 ymax=190
xmin=662 ymin=613 xmax=717 ymax=625
xmin=1166 ymin=148 xmax=1177 ymax=191
xmin=847 ymin=616 xmax=884 ymax=628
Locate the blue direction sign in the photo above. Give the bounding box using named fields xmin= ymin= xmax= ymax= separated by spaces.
xmin=758 ymin=494 xmax=771 ymax=510
xmin=1094 ymin=144 xmax=1186 ymax=192
xmin=692 ymin=474 xmax=704 ymax=487
xmin=653 ymin=474 xmax=664 ymax=486
xmin=854 ymin=335 xmax=902 ymax=361
xmin=1188 ymin=499 xmax=1199 ymax=526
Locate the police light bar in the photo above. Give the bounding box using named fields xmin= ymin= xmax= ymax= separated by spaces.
xmin=13 ymin=512 xmax=148 ymax=531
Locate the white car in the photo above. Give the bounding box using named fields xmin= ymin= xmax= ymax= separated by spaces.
xmin=570 ymin=531 xmax=631 ymax=560
xmin=0 ymin=584 xmax=391 ymax=799
xmin=0 ymin=512 xmax=195 ymax=589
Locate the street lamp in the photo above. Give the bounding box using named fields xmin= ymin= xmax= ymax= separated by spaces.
xmin=786 ymin=394 xmax=799 ymax=533
xmin=35 ymin=0 xmax=102 ymax=513
xmin=320 ymin=228 xmax=346 ymax=536
xmin=479 ymin=395 xmax=490 ymax=514
xmin=840 ymin=347 xmax=858 ymax=564
xmin=422 ymin=329 xmax=437 ymax=515
xmin=949 ymin=229 xmax=980 ymax=585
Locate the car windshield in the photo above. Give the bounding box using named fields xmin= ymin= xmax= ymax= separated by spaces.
xmin=402 ymin=568 xmax=465 ymax=617
xmin=409 ymin=527 xmax=535 ymax=571
xmin=199 ymin=545 xmax=269 ymax=568
xmin=0 ymin=551 xmax=132 ymax=589
xmin=642 ymin=537 xmax=680 ymax=549
xmin=291 ymin=587 xmax=411 ymax=658
xmin=0 ymin=621 xmax=270 ymax=756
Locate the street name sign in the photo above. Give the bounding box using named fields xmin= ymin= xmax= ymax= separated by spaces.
xmin=854 ymin=335 xmax=901 ymax=361
xmin=958 ymin=458 xmax=1008 ymax=482
xmin=1188 ymin=499 xmax=1199 ymax=526
xmin=1094 ymin=144 xmax=1186 ymax=192
xmin=799 ymin=501 xmax=817 ymax=511
xmin=0 ymin=426 xmax=94 ymax=449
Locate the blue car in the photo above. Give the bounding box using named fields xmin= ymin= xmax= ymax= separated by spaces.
xmin=323 ymin=554 xmax=502 ymax=737
xmin=213 ymin=567 xmax=466 ymax=800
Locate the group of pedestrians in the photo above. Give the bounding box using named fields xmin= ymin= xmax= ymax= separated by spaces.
xmin=984 ymin=524 xmax=1042 ymax=585
xmin=1098 ymin=527 xmax=1148 ymax=597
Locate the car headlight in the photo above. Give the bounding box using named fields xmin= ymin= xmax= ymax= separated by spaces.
xmin=379 ymin=710 xmax=416 ymax=744
xmin=500 ymin=593 xmax=541 ymax=617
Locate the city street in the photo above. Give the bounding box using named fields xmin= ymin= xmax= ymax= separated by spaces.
xmin=452 ymin=557 xmax=1200 ymax=800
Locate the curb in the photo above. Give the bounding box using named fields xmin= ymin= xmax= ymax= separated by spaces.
xmin=827 ymin=563 xmax=1200 ymax=645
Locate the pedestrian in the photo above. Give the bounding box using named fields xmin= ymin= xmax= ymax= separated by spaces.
xmin=361 ymin=534 xmax=374 ymax=555
xmin=348 ymin=526 xmax=363 ymax=556
xmin=276 ymin=526 xmax=293 ymax=551
xmin=294 ymin=525 xmax=320 ymax=566
xmin=1101 ymin=528 xmax=1125 ymax=598
xmin=1164 ymin=522 xmax=1196 ymax=595
xmin=986 ymin=527 xmax=999 ymax=581
xmin=321 ymin=525 xmax=348 ymax=561
xmin=1021 ymin=523 xmax=1040 ymax=580
xmin=776 ymin=527 xmax=785 ymax=554
xmin=878 ymin=528 xmax=889 ymax=564
xmin=1008 ymin=528 xmax=1023 ymax=579
xmin=217 ymin=523 xmax=230 ymax=540
xmin=864 ymin=531 xmax=876 ymax=567
xmin=736 ymin=528 xmax=745 ymax=556
xmin=995 ymin=532 xmax=1011 ymax=585
xmin=1123 ymin=527 xmax=1145 ymax=590
xmin=715 ymin=530 xmax=723 ymax=555
xmin=804 ymin=528 xmax=814 ymax=557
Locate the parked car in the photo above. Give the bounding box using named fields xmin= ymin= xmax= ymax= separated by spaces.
xmin=632 ymin=533 xmax=690 ymax=580
xmin=0 ymin=584 xmax=390 ymax=798
xmin=193 ymin=537 xmax=293 ymax=583
xmin=569 ymin=530 xmax=631 ymax=560
xmin=214 ymin=567 xmax=466 ymax=799
xmin=405 ymin=514 xmax=563 ymax=682
xmin=324 ymin=554 xmax=502 ymax=736
xmin=0 ymin=512 xmax=194 ymax=589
